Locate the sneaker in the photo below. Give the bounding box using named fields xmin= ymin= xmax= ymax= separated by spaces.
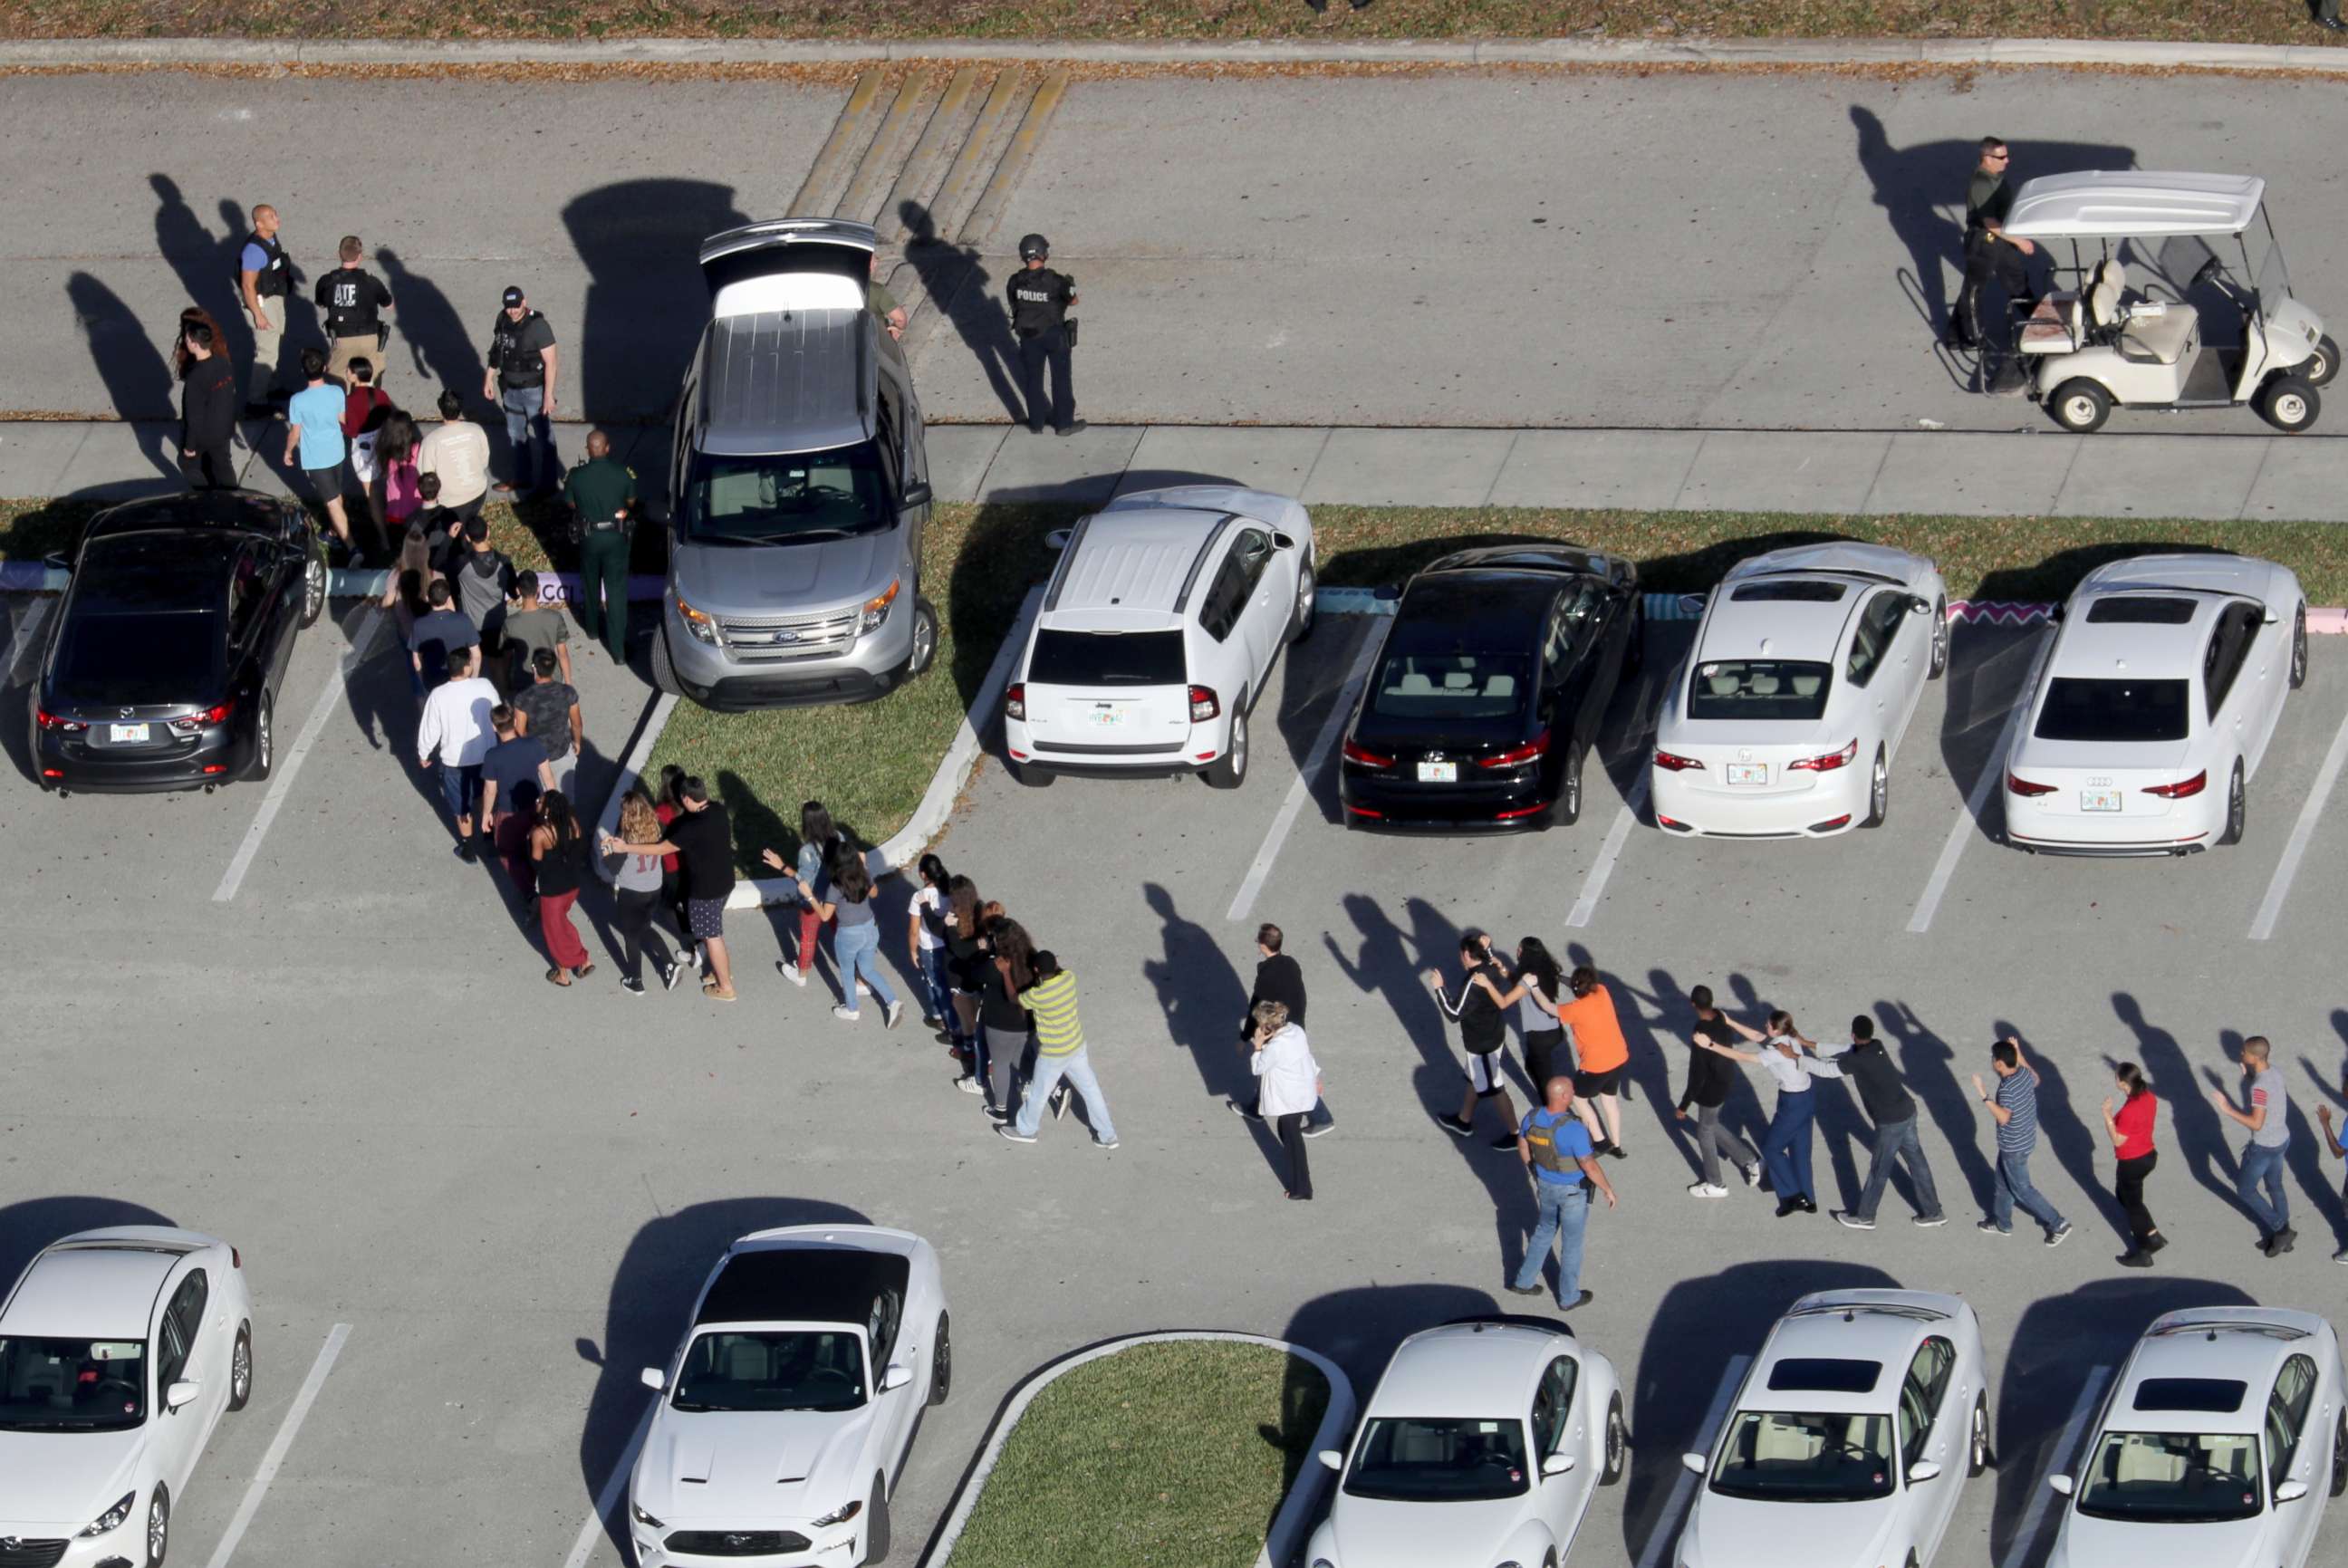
xmin=1796 ymin=1197 xmax=1818 ymax=1214
xmin=984 ymin=1104 xmax=1012 ymax=1124
xmin=2266 ymin=1227 xmax=2297 ymax=1257
xmin=684 ymin=947 xmax=703 ymax=975
xmin=659 ymin=964 xmax=681 ymax=994
xmin=1774 ymin=1198 xmax=1804 ymax=1218
xmin=1833 ymin=1210 xmax=1876 ymax=1230
xmin=776 ymin=961 xmax=807 ymax=987
xmin=885 ymin=1000 xmax=905 ymax=1031
xmin=1688 ymin=1182 xmax=1729 ymax=1198
xmin=1914 ymin=1213 xmax=1949 ymax=1228
xmin=1301 ymin=1121 xmax=1335 ymax=1140
xmin=954 ymin=1073 xmax=983 ymax=1095
xmin=1093 ymin=1135 xmax=1119 ymax=1150
xmin=1603 ymin=1143 xmax=1627 ymax=1160
xmin=1977 ymin=1219 xmax=2010 ymax=1236
xmin=996 ymin=1125 xmax=1036 ymax=1144
xmin=2333 ymin=1246 xmax=2348 ymax=1265
xmin=346 ymin=549 xmax=367 ymax=569
xmin=1558 ymin=1289 xmax=1596 ymax=1313
xmin=2144 ymin=1234 xmax=2169 ymax=1255
xmin=621 ymin=976 xmax=645 ymax=996
xmin=455 ymin=838 xmax=477 ymax=862
xmin=1054 ymin=420 xmax=1089 ymax=437
xmin=1504 ymin=1282 xmax=1544 ymax=1296
xmin=1437 ymin=1113 xmax=1475 ymax=1139
xmin=2046 ymin=1222 xmax=2074 ymax=1248
xmin=1050 ymin=1084 xmax=1071 ymax=1122
xmin=2117 ymin=1250 xmax=2153 ymax=1268
xmin=831 ymin=1005 xmax=861 ymax=1023
xmin=921 ymin=1013 xmax=943 ymax=1031
xmin=1490 ymin=1133 xmax=1520 ymax=1151
xmin=856 ymin=979 xmax=873 ymax=998
xmin=1739 ymin=1162 xmax=1761 ymax=1188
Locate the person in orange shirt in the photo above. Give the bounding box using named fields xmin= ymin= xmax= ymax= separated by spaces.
xmin=1555 ymin=966 xmax=1631 ymax=1158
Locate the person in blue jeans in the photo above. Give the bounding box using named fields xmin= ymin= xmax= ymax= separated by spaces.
xmin=1506 ymin=1078 xmax=1617 ymax=1312
xmin=483 ymin=285 xmax=560 ymax=495
xmin=1973 ymin=1038 xmax=2072 ymax=1246
xmin=813 ymin=851 xmax=900 ymax=1028
xmin=2210 ymin=1034 xmax=2295 ymax=1256
xmin=1696 ymin=1013 xmax=1840 ymax=1217
xmin=906 ymin=853 xmax=957 ymax=1035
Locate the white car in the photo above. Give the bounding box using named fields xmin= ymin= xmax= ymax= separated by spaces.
xmin=1002 ymin=485 xmax=1316 ymax=790
xmin=1678 ymin=1290 xmax=1987 ymax=1568
xmin=1650 ymin=544 xmax=1948 ymax=838
xmin=0 ymin=1226 xmax=255 ymax=1568
xmin=2003 ymin=553 xmax=2305 ymax=854
xmin=2045 ymin=1307 xmax=2345 ymax=1568
xmin=1308 ymin=1317 xmax=1625 ymax=1568
xmin=629 ymin=1227 xmax=948 ymax=1568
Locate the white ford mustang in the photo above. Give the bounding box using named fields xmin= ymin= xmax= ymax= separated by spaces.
xmin=1309 ymin=1317 xmax=1625 ymax=1568
xmin=629 ymin=1227 xmax=948 ymax=1568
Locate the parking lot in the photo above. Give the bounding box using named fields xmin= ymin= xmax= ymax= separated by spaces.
xmin=4 ymin=588 xmax=2347 ymax=1568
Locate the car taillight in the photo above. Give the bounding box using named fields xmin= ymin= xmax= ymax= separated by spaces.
xmin=1004 ymin=683 xmax=1025 ymax=722
xmin=1478 ymin=730 xmax=1550 ymax=769
xmin=1188 ymin=686 xmax=1220 ymax=723
xmin=34 ymin=707 xmax=86 ymax=733
xmin=1788 ymin=738 xmax=1857 ymax=773
xmin=1343 ymin=803 xmax=1383 ymax=819
xmin=1495 ymin=803 xmax=1549 ymax=820
xmin=171 ymin=701 xmax=234 ymax=733
xmin=1342 ymin=738 xmax=1393 ymax=768
xmin=2006 ymin=773 xmax=2056 ymax=797
xmin=1652 ymin=748 xmax=1704 ymax=772
xmin=2142 ymin=771 xmax=2207 ymax=799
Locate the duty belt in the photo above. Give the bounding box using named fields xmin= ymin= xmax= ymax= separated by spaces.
xmin=584 ymin=518 xmax=627 ymax=532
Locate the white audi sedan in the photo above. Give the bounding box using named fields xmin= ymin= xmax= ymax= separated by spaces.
xmin=2044 ymin=1307 xmax=2344 ymax=1568
xmin=1651 ymin=544 xmax=1947 ymax=838
xmin=0 ymin=1227 xmax=255 ymax=1568
xmin=2003 ymin=553 xmax=2305 ymax=854
xmin=1308 ymin=1317 xmax=1624 ymax=1568
xmin=1678 ymin=1290 xmax=1987 ymax=1568
xmin=629 ymin=1227 xmax=948 ymax=1568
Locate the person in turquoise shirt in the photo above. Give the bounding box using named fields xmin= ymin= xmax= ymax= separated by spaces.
xmin=281 ymin=348 xmax=355 ymax=559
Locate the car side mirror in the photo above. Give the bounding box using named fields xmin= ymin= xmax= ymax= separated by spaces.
xmin=1681 ymin=1452 xmax=1708 ymax=1476
xmin=1542 ymin=1452 xmax=1576 ymax=1477
xmin=1317 ymin=1448 xmax=1344 ymax=1473
xmin=2262 ymin=606 xmax=2280 ymax=625
xmin=1910 ymin=596 xmax=1933 ymax=615
xmin=1272 ymin=531 xmax=1297 ymax=551
xmin=166 ymin=1380 xmax=200 ymax=1410
xmin=1044 ymin=527 xmax=1074 ymax=552
xmin=2276 ymin=1479 xmax=2309 ymax=1503
xmin=880 ymin=1364 xmax=913 ymax=1393
xmin=2047 ymin=1473 xmax=2074 ymax=1496
xmin=1907 ymin=1460 xmax=1941 ymax=1484
xmin=640 ymin=1367 xmax=667 ymax=1392
xmin=2048 ymin=603 xmax=2065 ymax=621
xmin=42 ymin=552 xmax=71 ymax=574
xmin=900 ymin=481 xmax=933 ymax=510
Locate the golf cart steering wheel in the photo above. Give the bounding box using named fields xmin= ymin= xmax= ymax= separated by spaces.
xmin=2189 ymin=255 xmax=2225 ymax=293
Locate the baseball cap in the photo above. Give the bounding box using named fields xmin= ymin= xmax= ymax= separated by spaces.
xmin=501 ymin=285 xmax=524 ymax=308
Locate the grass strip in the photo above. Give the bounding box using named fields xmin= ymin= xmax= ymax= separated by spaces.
xmin=946 ymin=1340 xmax=1330 ymax=1568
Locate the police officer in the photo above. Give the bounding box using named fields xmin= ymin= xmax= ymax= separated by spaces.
xmin=483 ymin=285 xmax=562 ymax=496
xmin=316 ymin=236 xmax=394 ymax=391
xmin=563 ymin=429 xmax=637 ymax=663
xmin=236 ymin=203 xmax=292 ymax=416
xmin=1008 ymin=234 xmax=1084 ymax=437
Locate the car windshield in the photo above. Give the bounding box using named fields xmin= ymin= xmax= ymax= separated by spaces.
xmin=671 ymin=1330 xmax=866 ymax=1413
xmin=1686 ymin=660 xmax=1833 ymax=723
xmin=1370 ymin=653 xmax=1533 ymax=722
xmin=1343 ymin=1417 xmax=1530 ymax=1503
xmin=2033 ymin=678 xmax=2190 ymax=743
xmin=52 ymin=611 xmax=225 ymax=706
xmin=681 ymin=442 xmax=892 ymax=544
xmin=1026 ymin=629 xmax=1186 ymax=688
xmin=1709 ymin=1411 xmax=1895 ymax=1502
xmin=0 ymin=1336 xmax=148 ymax=1430
xmin=2076 ymin=1431 xmax=2263 ymax=1523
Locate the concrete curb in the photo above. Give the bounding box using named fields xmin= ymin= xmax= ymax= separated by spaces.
xmin=4 ymin=34 xmax=2346 ymax=73
xmin=916 ymin=1330 xmax=1355 ymax=1568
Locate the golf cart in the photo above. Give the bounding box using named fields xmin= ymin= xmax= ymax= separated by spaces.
xmin=2003 ymin=170 xmax=2336 ymax=434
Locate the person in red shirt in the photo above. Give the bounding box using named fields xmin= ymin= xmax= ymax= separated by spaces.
xmin=340 ymin=358 xmax=392 ymax=440
xmin=2103 ymin=1063 xmax=2163 ymax=1267
xmin=1555 ymin=966 xmax=1632 ymax=1158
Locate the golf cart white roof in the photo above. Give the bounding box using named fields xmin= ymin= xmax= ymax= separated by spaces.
xmin=2004 ymin=171 xmax=2265 ymax=241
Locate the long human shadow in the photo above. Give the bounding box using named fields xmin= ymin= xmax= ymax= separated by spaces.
xmin=1993 ymin=1015 xmax=2122 ymax=1241
xmin=374 ymin=245 xmax=486 ymax=412
xmin=1875 ymin=998 xmax=1994 ymax=1218
xmin=65 ymin=272 xmax=178 ymax=476
xmin=575 ymin=1198 xmax=871 ymax=1559
xmin=897 ymin=199 xmax=1025 ymax=422
xmin=149 ymin=174 xmax=243 ymax=330
xmin=2218 ymin=1027 xmax=2347 ymax=1250
xmin=2113 ymin=990 xmax=2237 ymax=1205
xmin=562 ymin=178 xmax=750 ymax=424
xmin=1140 ymin=880 xmax=1283 ymax=1181
xmin=0 ymin=1197 xmax=177 ymax=1294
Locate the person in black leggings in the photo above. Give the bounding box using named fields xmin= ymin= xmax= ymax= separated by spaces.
xmin=977 ymin=914 xmax=1036 ymax=1121
xmin=2103 ymin=1062 xmax=2164 ymax=1266
xmin=603 ymin=794 xmax=678 ymax=994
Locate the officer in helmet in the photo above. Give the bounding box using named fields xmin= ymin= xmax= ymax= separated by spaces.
xmin=1008 ymin=233 xmax=1084 ymax=437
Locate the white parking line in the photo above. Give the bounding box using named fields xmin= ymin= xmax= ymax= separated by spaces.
xmin=562 ymin=1398 xmax=658 ymax=1568
xmin=2248 ymin=703 xmax=2348 ymax=940
xmin=1631 ymin=1352 xmax=1751 ymax=1568
xmin=201 ymin=1323 xmax=351 ymax=1568
xmin=3 ymin=596 xmax=52 ymax=684
xmin=1907 ymin=629 xmax=2050 ymax=935
xmin=1566 ymin=775 xmax=1649 ymax=929
xmin=1225 ymin=625 xmax=1386 ymax=923
xmin=1997 ymin=1365 xmax=2110 ymax=1568
xmin=212 ymin=607 xmax=385 ymax=903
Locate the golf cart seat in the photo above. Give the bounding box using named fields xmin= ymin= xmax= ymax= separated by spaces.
xmin=2090 ymin=258 xmax=2199 ymax=365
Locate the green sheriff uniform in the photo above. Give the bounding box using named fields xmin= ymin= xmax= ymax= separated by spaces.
xmin=563 ymin=454 xmax=638 ymax=661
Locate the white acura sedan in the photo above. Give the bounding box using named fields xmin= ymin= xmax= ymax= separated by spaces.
xmin=629 ymin=1227 xmax=948 ymax=1568
xmin=1677 ymin=1290 xmax=1987 ymax=1568
xmin=0 ymin=1227 xmax=255 ymax=1568
xmin=1651 ymin=544 xmax=1947 ymax=838
xmin=2044 ymin=1307 xmax=2344 ymax=1568
xmin=2003 ymin=553 xmax=2305 ymax=854
xmin=1308 ymin=1317 xmax=1625 ymax=1568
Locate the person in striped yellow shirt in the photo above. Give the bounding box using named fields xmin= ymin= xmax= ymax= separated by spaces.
xmin=998 ymin=950 xmax=1120 ymax=1149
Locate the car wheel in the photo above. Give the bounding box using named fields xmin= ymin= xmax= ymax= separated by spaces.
xmin=1288 ymin=559 xmax=1316 ymax=644
xmin=2306 ymin=334 xmax=2340 ymax=389
xmin=862 ymin=1477 xmax=890 ymax=1563
xmin=299 ymin=544 xmax=327 ymax=629
xmin=908 ymin=597 xmax=939 ymax=678
xmin=227 ymin=1323 xmax=253 ymax=1412
xmin=2257 ymin=376 xmax=2320 ymax=433
xmin=2291 ymin=602 xmax=2308 ymax=690
xmin=1601 ymin=1393 xmax=1627 ymax=1486
xmin=2329 ymin=1409 xmax=2345 ymax=1497
xmin=2048 ymin=379 xmax=2112 ymax=433
xmin=1968 ymin=1393 xmax=1989 ymax=1477
xmin=1554 ymin=744 xmax=1584 ymax=827
xmin=650 ymin=627 xmax=683 ymax=697
xmin=1928 ymin=595 xmax=1949 ymax=679
xmin=929 ymin=1313 xmax=950 ymax=1407
xmin=145 ymin=1484 xmax=169 ymax=1568
xmin=1861 ymin=746 xmax=1888 ymax=829
xmin=1207 ymin=706 xmax=1249 ymax=790
xmin=247 ymin=692 xmax=274 ymax=782
xmin=2218 ymin=761 xmax=2247 ymax=847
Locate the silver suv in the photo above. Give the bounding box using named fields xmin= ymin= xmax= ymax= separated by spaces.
xmin=651 ymin=218 xmax=938 ymax=709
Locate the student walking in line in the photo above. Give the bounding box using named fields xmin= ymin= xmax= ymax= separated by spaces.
xmin=1554 ymin=965 xmax=1633 ymax=1158
xmin=2104 ymin=1062 xmax=2165 ymax=1267
xmin=1819 ymin=1015 xmax=1947 ymax=1229
xmin=1231 ymin=923 xmax=1334 ymax=1136
xmin=1506 ymin=1077 xmax=1618 ymax=1313
xmin=502 ymin=571 xmax=573 ymax=692
xmin=764 ymin=801 xmax=846 ymax=990
xmin=940 ymin=874 xmax=987 ymax=1054
xmin=2316 ymin=1082 xmax=2348 ymax=1264
xmin=339 ymin=358 xmax=391 ymax=444
xmin=1425 ymin=932 xmax=1521 ymax=1150
xmin=1487 ymin=936 xmax=1568 ymax=1101
xmin=363 ymin=409 xmax=421 ymax=561
xmin=640 ymin=777 xmax=738 ymax=1001
xmin=283 ymin=349 xmax=357 ymax=560
xmin=812 ymin=849 xmax=901 ymax=1027
xmin=977 ymin=915 xmax=1036 ymax=1114
xmin=908 ymin=853 xmax=956 ymax=1034
xmin=999 ymin=951 xmax=1118 ymax=1149
xmin=415 ymin=645 xmax=498 ymax=861
xmin=607 ymin=793 xmax=680 ymax=995
xmin=654 ymin=767 xmax=693 ymax=953
xmin=1249 ymin=999 xmax=1322 ymax=1200
xmin=2211 ymin=1034 xmax=2295 ymax=1256
xmin=513 ymin=648 xmax=582 ymax=798
xmin=419 ymin=388 xmax=492 ymax=523
xmin=407 ymin=578 xmax=477 ymax=700
xmin=1972 ymin=1037 xmax=2072 ymax=1246
xmin=531 ymin=791 xmax=592 ymax=986
xmin=381 ymin=526 xmax=445 ymax=695
xmin=1697 ymin=1013 xmax=1841 ymax=1217
xmin=1675 ymin=985 xmax=1764 ymax=1198
xmin=476 ymin=703 xmax=553 ymax=898
xmin=177 ymin=318 xmax=238 ymax=488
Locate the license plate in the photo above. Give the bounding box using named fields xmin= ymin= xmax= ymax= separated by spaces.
xmin=1727 ymin=763 xmax=1767 ymax=785
xmin=109 ymin=723 xmax=149 ymax=743
xmin=1418 ymin=760 xmax=1458 ymax=784
xmin=1086 ymin=705 xmax=1127 ymax=729
xmin=2081 ymin=788 xmax=2122 ymax=813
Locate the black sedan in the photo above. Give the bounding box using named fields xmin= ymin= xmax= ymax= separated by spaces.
xmin=31 ymin=489 xmax=326 ymax=794
xmin=1339 ymin=544 xmax=1641 ymax=830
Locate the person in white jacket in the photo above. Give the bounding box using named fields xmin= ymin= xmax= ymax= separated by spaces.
xmin=416 ymin=645 xmax=500 ymax=861
xmin=1250 ymin=1000 xmax=1323 ymax=1201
